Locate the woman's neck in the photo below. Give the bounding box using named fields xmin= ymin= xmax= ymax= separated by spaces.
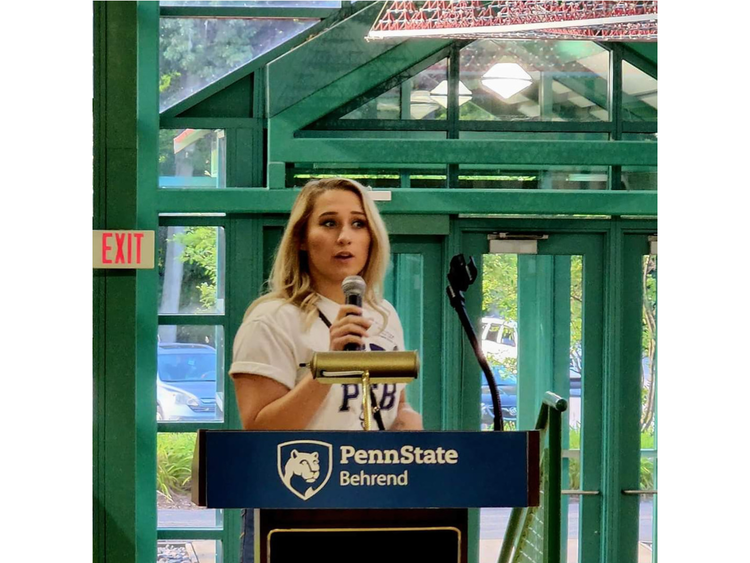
xmin=315 ymin=280 xmax=345 ymax=304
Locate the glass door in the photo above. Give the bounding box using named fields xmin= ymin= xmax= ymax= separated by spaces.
xmin=621 ymin=233 xmax=658 ymax=563
xmin=386 ymin=236 xmax=445 ymax=430
xmin=459 ymin=229 xmax=605 ymax=563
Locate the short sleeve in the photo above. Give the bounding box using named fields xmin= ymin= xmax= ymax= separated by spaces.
xmin=229 ymin=318 xmax=298 ymax=389
xmin=383 ymin=300 xmax=406 ymax=351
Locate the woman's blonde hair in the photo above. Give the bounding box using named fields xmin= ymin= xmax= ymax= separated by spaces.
xmin=245 ymin=177 xmax=391 ymax=327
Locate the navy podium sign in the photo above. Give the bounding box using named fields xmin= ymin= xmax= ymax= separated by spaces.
xmin=193 ymin=430 xmax=540 ymax=509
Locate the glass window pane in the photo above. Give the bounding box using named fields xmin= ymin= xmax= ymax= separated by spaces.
xmin=460 ymin=40 xmax=609 ymax=121
xmin=641 ymin=255 xmax=657 ymax=441
xmin=479 ymin=253 xmax=584 ymax=562
xmin=639 ymin=254 xmax=657 ymax=561
xmin=565 ymin=256 xmax=584 ymax=562
xmin=157 ymin=434 xmax=223 ymax=528
xmin=291 ymin=169 xmax=448 ymax=189
xmin=384 ymin=253 xmax=424 ymax=412
xmin=479 ymin=507 xmax=512 ymax=563
xmin=622 ymin=133 xmax=657 ymax=142
xmin=408 ymin=59 xmax=448 ymax=120
xmin=566 ymin=504 xmax=580 ymax=562
xmin=639 ymin=492 xmax=655 ymax=562
xmin=160 ymin=18 xmax=319 ymax=111
xmin=623 ymin=61 xmax=657 ymax=121
xmin=480 ymin=252 xmax=588 ymax=561
xmin=342 ymin=86 xmax=400 ymax=120
xmin=480 ymin=253 xmax=518 ymax=432
xmin=293 ymin=171 xmax=402 ymax=188
xmin=160 ymin=130 xmax=226 ymax=189
xmin=159 ymin=226 xmax=226 ymax=315
xmin=157 ymin=326 xmax=225 ymax=423
xmin=339 ymin=59 xmax=449 ymax=121
xmin=622 ymin=167 xmax=657 ymax=191
xmin=458 ymin=166 xmax=608 ymax=190
xmin=158 ymin=540 xmax=221 ymax=563
xmin=410 ymin=173 xmax=447 ymax=188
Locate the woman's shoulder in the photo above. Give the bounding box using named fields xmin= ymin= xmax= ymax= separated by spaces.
xmin=368 ymin=297 xmax=402 ymax=330
xmin=381 ymin=297 xmax=397 ymax=311
xmin=374 ymin=297 xmax=398 ymax=316
xmin=244 ymin=298 xmax=303 ymax=326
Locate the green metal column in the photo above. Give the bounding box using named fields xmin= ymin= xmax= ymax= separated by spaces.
xmin=447 ymin=43 xmax=460 ymax=189
xmin=94 ymin=2 xmax=159 ymax=563
xmin=517 ymin=255 xmax=555 ymax=430
xmin=600 ymin=227 xmax=648 ymax=563
xmin=610 ymin=44 xmax=624 ymax=191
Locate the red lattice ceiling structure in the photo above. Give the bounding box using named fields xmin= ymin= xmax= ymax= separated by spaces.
xmin=367 ymin=1 xmax=658 ymax=42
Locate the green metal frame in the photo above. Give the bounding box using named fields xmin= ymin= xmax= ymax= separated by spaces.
xmin=95 ymin=3 xmax=657 ymax=563
xmin=156 ymin=188 xmax=656 ymax=216
xmin=600 ymin=228 xmax=654 ymax=562
xmin=94 ymin=3 xmax=159 ymax=563
xmin=262 ymin=14 xmax=655 ymax=187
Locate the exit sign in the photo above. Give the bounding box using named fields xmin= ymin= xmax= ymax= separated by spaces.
xmin=93 ymin=230 xmax=155 ymax=269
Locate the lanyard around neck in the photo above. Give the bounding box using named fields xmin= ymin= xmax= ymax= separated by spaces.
xmin=316 ymin=309 xmax=385 ymax=431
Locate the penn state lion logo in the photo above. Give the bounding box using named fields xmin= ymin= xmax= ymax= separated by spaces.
xmin=277 ymin=440 xmax=332 ymax=501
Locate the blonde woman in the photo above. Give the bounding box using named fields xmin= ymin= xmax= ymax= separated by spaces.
xmin=229 ymin=177 xmax=422 ymax=431
xmin=231 ymin=178 xmax=423 ymax=562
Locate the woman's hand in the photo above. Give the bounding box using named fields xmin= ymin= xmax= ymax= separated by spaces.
xmin=389 ymin=390 xmax=423 ymax=430
xmin=329 ymin=304 xmax=373 ymax=351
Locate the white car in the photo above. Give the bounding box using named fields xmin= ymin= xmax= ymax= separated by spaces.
xmin=480 ymin=317 xmax=518 ymax=362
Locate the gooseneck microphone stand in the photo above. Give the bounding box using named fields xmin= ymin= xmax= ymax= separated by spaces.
xmin=446 ymin=254 xmax=504 ymax=431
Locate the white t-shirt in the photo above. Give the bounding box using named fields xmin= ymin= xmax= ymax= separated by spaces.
xmin=229 ymin=294 xmax=407 ymax=430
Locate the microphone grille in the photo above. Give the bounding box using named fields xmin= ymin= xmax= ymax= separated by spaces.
xmin=342 ymin=275 xmax=366 ymax=296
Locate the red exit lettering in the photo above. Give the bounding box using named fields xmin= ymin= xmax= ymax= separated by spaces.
xmin=101 ymin=231 xmax=145 ymax=265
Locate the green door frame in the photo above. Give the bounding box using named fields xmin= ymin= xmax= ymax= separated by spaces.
xmin=454 ymin=218 xmax=655 ymax=563
xmin=389 ymin=236 xmax=446 ymax=430
xmin=602 ymin=228 xmax=656 ymax=563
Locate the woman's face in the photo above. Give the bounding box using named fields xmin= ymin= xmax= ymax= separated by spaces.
xmin=302 ymin=189 xmax=372 ymax=289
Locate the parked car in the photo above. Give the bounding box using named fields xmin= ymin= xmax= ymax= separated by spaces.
xmin=480 ymin=317 xmax=518 ymax=362
xmin=488 ymin=363 xmax=517 ymax=395
xmin=569 ymin=366 xmax=582 ymax=397
xmin=480 ymin=384 xmax=517 ymax=429
xmin=157 ymin=343 xmax=220 ymax=421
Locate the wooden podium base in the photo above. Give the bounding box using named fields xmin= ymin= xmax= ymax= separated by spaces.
xmin=258 ymin=508 xmax=468 ymax=563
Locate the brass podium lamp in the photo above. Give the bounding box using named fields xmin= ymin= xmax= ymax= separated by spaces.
xmin=308 ymin=351 xmax=419 ymax=430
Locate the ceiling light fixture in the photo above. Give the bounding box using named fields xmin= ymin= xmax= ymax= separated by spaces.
xmin=481 ymin=63 xmax=533 ymax=100
xmin=429 ymin=80 xmax=472 ymax=108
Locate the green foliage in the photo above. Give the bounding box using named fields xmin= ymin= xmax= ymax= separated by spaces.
xmin=567 ymin=425 xmax=655 ymax=490
xmin=159 ymin=18 xmax=256 ymax=109
xmin=482 ymin=254 xmax=517 ymax=319
xmin=158 ymin=18 xmax=313 ymax=110
xmin=641 ymin=256 xmax=657 ymax=431
xmin=171 ymin=227 xmax=219 ymax=311
xmin=570 ymin=256 xmax=583 ymax=373
xmin=157 ymin=433 xmax=196 ymax=500
xmin=159 ymin=71 xmax=182 ymax=94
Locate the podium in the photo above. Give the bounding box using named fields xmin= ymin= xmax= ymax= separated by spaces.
xmin=193 ymin=428 xmax=544 ymax=563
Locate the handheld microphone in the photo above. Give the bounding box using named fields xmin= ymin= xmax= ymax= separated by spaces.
xmin=341 ymin=275 xmax=366 ymax=351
